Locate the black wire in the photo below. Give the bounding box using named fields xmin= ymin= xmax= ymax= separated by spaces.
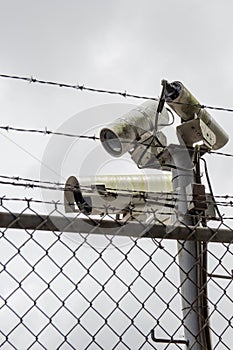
xmin=135 ymin=81 xmax=169 ymax=170
xmin=1 ymin=73 xmax=233 ymax=113
xmin=0 ymin=125 xmax=99 ymax=140
xmin=208 ymin=150 xmax=233 ymax=158
xmin=2 ymin=123 xmax=233 ymax=161
xmin=162 ymin=108 xmax=175 ymax=126
xmin=0 ymin=73 xmax=159 ymax=102
xmin=154 ymin=79 xmax=167 ymax=131
xmin=201 ymin=157 xmax=223 ymax=220
xmin=1 ymin=173 xmax=233 ymax=209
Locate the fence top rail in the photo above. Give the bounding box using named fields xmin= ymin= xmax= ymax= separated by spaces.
xmin=0 ymin=211 xmax=232 ymax=243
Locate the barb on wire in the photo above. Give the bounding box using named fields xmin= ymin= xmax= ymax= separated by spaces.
xmin=2 ymin=195 xmax=233 ymax=224
xmin=0 ymin=125 xmax=99 ymax=140
xmin=1 ymin=176 xmax=233 ymax=214
xmin=0 ymin=178 xmax=177 ymax=208
xmin=1 ymin=173 xmax=233 ymax=204
xmin=0 ymin=73 xmax=158 ymax=102
xmin=1 ymin=73 xmax=233 ymax=113
xmin=1 ymin=121 xmax=233 ymax=162
xmin=0 ymin=174 xmax=176 ymax=197
xmin=0 ymin=195 xmax=174 ymax=216
xmin=1 ymin=123 xmax=233 ymax=161
xmin=0 ymin=196 xmax=63 ymax=206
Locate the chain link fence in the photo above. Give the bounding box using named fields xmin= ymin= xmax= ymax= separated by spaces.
xmin=0 ymin=197 xmax=232 ymax=350
xmin=0 ymin=71 xmax=232 ymax=350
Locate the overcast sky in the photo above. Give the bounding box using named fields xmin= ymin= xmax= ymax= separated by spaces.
xmin=0 ymin=0 xmax=233 ymax=200
xmin=0 ymin=1 xmax=233 ymax=349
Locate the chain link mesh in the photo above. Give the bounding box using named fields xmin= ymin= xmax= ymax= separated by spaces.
xmin=0 ymin=198 xmax=232 ymax=349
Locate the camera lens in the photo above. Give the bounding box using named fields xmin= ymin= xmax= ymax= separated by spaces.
xmin=100 ymin=129 xmax=122 ymax=156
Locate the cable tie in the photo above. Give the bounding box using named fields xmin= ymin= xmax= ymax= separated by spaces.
xmin=121 ymin=90 xmax=127 ymax=98
xmin=5 ymin=126 xmax=9 ymax=132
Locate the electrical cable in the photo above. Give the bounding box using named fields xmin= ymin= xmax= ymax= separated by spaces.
xmin=201 ymin=158 xmax=223 ymax=220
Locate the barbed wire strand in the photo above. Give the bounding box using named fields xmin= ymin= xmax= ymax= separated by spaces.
xmin=1 ymin=73 xmax=233 ymax=113
xmin=0 ymin=125 xmax=99 ymax=140
xmin=1 ymin=173 xmax=233 ymax=200
xmin=0 ymin=73 xmax=157 ymax=101
xmin=1 ymin=177 xmax=233 ymax=210
xmin=1 ymin=196 xmax=233 ymax=224
xmin=0 ymin=124 xmax=233 ymax=159
xmin=0 ymin=174 xmax=178 ymax=196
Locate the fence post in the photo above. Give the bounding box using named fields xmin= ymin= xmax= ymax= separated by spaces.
xmin=171 ymin=145 xmax=204 ymax=349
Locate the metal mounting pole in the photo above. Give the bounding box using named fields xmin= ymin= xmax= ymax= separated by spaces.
xmin=170 ymin=145 xmax=203 ymax=349
xmin=194 ymin=149 xmax=212 ymax=350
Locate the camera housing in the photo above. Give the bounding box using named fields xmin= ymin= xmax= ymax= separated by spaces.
xmin=64 ymin=174 xmax=173 ymax=223
xmin=165 ymin=81 xmax=229 ymax=150
xmin=100 ymin=100 xmax=169 ymax=158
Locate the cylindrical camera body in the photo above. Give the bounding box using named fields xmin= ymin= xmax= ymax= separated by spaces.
xmin=165 ymin=81 xmax=229 ymax=150
xmin=64 ymin=173 xmax=172 ymax=221
xmin=100 ymin=100 xmax=169 ymax=157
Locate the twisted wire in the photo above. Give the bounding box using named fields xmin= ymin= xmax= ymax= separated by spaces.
xmin=1 ymin=73 xmax=233 ymax=112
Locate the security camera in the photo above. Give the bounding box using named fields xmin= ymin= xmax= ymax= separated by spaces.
xmin=100 ymin=100 xmax=170 ymax=168
xmin=164 ymin=81 xmax=229 ymax=150
xmin=64 ymin=173 xmax=173 ymax=223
